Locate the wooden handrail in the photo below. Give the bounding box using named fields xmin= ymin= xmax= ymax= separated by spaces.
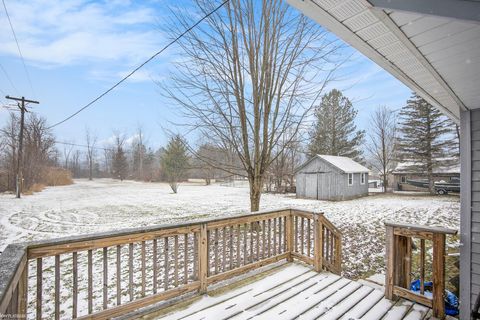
xmin=385 ymin=222 xmax=457 ymax=319
xmin=0 ymin=207 xmax=342 ymax=319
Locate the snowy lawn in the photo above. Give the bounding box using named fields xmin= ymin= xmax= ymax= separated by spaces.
xmin=0 ymin=178 xmax=459 ymax=278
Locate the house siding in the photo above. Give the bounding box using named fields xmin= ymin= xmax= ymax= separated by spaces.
xmin=295 ymin=157 xmax=368 ymax=200
xmin=460 ymin=109 xmax=480 ymax=318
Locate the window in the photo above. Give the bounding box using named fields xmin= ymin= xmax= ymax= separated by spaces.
xmin=348 ymin=173 xmax=353 ymax=186
xmin=361 ymin=173 xmax=365 ymax=184
xmin=401 ymin=176 xmax=406 ymax=183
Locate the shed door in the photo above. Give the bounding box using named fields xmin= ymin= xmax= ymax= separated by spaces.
xmin=305 ymin=174 xmax=318 ymax=199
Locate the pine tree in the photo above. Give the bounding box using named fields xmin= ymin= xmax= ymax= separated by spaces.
xmin=112 ymin=145 xmax=128 ymax=181
xmin=161 ymin=135 xmax=189 ymax=193
xmin=397 ymin=93 xmax=457 ymax=194
xmin=308 ymin=89 xmax=365 ymax=161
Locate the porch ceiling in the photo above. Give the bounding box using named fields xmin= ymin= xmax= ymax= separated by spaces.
xmin=287 ymin=0 xmax=480 ymax=122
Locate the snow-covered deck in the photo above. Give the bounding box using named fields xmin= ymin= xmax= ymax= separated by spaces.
xmin=153 ymin=263 xmax=440 ymax=320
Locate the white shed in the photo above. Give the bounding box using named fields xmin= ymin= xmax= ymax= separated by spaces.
xmin=295 ymin=155 xmax=369 ymax=201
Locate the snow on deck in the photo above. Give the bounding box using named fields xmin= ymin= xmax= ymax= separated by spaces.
xmin=155 ymin=263 xmax=431 ymax=320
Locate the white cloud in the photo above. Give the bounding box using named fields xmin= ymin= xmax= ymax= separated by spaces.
xmin=0 ymin=0 xmax=166 ymax=68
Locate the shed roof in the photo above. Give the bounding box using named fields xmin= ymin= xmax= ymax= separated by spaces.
xmin=296 ymin=154 xmax=370 ymax=173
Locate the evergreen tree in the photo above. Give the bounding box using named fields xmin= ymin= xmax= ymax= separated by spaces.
xmin=112 ymin=145 xmax=128 ymax=181
xmin=308 ymin=89 xmax=365 ymax=160
xmin=397 ymin=93 xmax=457 ymax=194
xmin=161 ymin=135 xmax=189 ymax=193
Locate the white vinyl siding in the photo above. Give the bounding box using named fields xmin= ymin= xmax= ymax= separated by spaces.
xmin=348 ymin=173 xmax=353 ymax=186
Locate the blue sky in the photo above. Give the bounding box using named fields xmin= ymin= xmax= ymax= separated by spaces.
xmin=0 ymin=0 xmax=412 ymax=150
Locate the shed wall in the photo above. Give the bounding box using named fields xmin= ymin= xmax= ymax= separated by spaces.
xmin=295 ymin=157 xmax=368 ymax=200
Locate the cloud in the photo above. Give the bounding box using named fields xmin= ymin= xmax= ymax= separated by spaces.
xmin=0 ymin=0 xmax=167 ymax=67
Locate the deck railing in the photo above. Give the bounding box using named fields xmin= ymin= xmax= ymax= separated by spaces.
xmin=384 ymin=222 xmax=457 ymax=319
xmin=0 ymin=208 xmax=341 ymax=320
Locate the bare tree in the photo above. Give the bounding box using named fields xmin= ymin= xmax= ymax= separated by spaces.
xmin=85 ymin=128 xmax=97 ymax=181
xmin=162 ymin=0 xmax=344 ymax=211
xmin=62 ymin=141 xmax=74 ymax=169
xmin=365 ymin=106 xmax=397 ymax=192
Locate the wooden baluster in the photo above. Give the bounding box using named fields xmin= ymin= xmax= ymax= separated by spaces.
xmin=36 ymin=258 xmax=42 ymax=320
xmin=153 ymin=240 xmax=158 ymax=294
xmin=294 ymin=216 xmax=298 ymax=252
xmin=222 ymin=227 xmax=226 ymax=272
xmin=199 ymin=224 xmax=208 ymax=294
xmin=330 ymin=231 xmax=334 ymax=262
xmin=432 ymin=233 xmax=446 ymax=319
xmin=273 ymin=218 xmax=277 ymax=256
xmin=313 ymin=214 xmax=323 ymax=272
xmin=286 ymin=213 xmax=293 ymax=262
xmin=164 ymin=237 xmax=169 ymax=291
xmin=243 ymin=223 xmax=248 ymax=265
xmin=325 ymin=229 xmax=330 ymax=262
xmin=229 ymin=226 xmax=234 ymax=270
xmin=420 ymin=239 xmax=425 ymax=295
xmin=300 ymin=217 xmax=305 ymax=255
xmin=335 ymin=233 xmax=342 ymax=273
xmin=214 ymin=229 xmax=219 ymax=274
xmin=103 ymin=247 xmax=108 ymax=309
xmin=88 ymin=249 xmax=93 ymax=313
xmin=72 ymin=252 xmax=78 ymax=318
xmin=206 ymin=230 xmax=210 ymax=276
xmin=55 ymin=255 xmax=60 ymax=320
xmin=248 ymin=222 xmax=254 ymax=262
xmin=385 ymin=226 xmax=394 ymax=300
xmin=236 ymin=225 xmax=241 ymax=267
xmin=256 ymin=223 xmax=260 ymax=260
xmin=262 ymin=220 xmax=266 ymax=259
xmin=141 ymin=241 xmax=146 ymax=296
xmin=117 ymin=245 xmax=122 ymax=305
xmin=128 ymin=244 xmax=134 ymax=301
xmin=307 ymin=219 xmax=311 ymax=256
xmin=174 ymin=235 xmax=179 ymax=287
xmin=184 ymin=233 xmax=189 ymax=284
xmin=267 ymin=219 xmax=271 ymax=257
xmin=283 ymin=216 xmax=287 ymax=252
xmin=278 ymin=217 xmax=282 ymax=253
xmin=194 ymin=234 xmax=198 ymax=280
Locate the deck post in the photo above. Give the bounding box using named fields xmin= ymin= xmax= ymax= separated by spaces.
xmin=313 ymin=213 xmax=323 ymax=272
xmin=385 ymin=225 xmax=394 ymax=300
xmin=394 ymin=235 xmax=411 ymax=289
xmin=198 ymin=223 xmax=208 ymax=294
xmin=286 ymin=210 xmax=294 ymax=262
xmin=432 ymin=233 xmax=446 ymax=319
xmin=17 ymin=263 xmax=28 ymax=317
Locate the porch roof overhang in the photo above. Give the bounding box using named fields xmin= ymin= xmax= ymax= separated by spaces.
xmin=287 ymin=0 xmax=480 ymax=123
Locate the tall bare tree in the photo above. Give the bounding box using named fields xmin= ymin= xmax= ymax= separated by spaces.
xmin=162 ymin=0 xmax=344 ymax=211
xmin=85 ymin=128 xmax=97 ymax=181
xmin=365 ymin=106 xmax=397 ymax=192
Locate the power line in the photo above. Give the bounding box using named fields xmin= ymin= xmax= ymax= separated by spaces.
xmin=54 ymin=140 xmax=137 ymax=154
xmin=0 ymin=62 xmax=19 ymax=94
xmin=2 ymin=0 xmax=36 ymax=98
xmin=47 ymin=0 xmax=229 ymax=130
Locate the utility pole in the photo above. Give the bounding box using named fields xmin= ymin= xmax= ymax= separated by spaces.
xmin=5 ymin=95 xmax=39 ymax=198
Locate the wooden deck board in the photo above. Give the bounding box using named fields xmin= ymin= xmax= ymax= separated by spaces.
xmin=156 ymin=263 xmax=438 ymax=320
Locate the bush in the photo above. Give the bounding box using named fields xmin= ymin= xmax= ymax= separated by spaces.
xmin=41 ymin=167 xmax=73 ymax=187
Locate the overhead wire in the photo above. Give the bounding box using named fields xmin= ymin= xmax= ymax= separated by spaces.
xmin=47 ymin=0 xmax=229 ymax=130
xmin=0 ymin=62 xmax=20 ymax=95
xmin=2 ymin=0 xmax=36 ymax=98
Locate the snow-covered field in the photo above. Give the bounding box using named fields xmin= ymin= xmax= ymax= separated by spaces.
xmin=0 ymin=179 xmax=459 ymax=278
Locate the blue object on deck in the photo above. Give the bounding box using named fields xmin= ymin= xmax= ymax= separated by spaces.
xmin=410 ymin=279 xmax=459 ymax=316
